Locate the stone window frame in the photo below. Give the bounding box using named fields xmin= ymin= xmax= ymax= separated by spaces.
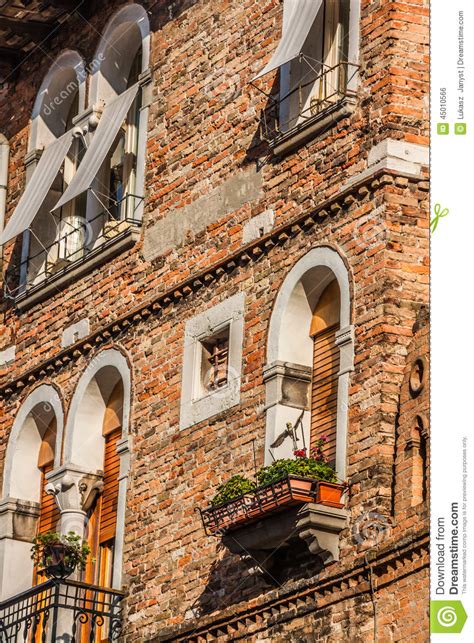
xmin=12 ymin=6 xmax=151 ymax=308
xmin=60 ymin=347 xmax=132 ymax=590
xmin=264 ymin=247 xmax=354 ymax=478
xmin=180 ymin=293 xmax=246 ymax=430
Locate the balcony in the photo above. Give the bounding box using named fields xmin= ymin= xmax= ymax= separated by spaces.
xmin=0 ymin=579 xmax=124 ymax=642
xmin=260 ymin=61 xmax=359 ymax=155
xmin=5 ymin=194 xmax=142 ymax=311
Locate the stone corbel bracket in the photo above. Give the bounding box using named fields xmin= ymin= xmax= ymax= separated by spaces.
xmin=78 ymin=475 xmax=104 ymax=512
xmin=295 ymin=503 xmax=348 ymax=562
xmin=0 ymin=498 xmax=40 ymax=542
xmin=221 ymin=503 xmax=348 ymax=573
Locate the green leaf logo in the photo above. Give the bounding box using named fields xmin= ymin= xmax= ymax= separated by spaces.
xmin=430 ymin=204 xmax=449 ymax=233
xmin=430 ymin=601 xmax=467 ymax=634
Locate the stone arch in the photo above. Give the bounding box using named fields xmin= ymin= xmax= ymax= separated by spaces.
xmin=0 ymin=384 xmax=64 ymax=599
xmin=264 ymin=246 xmax=354 ymax=476
xmin=2 ymin=384 xmax=64 ymax=500
xmin=62 ymin=347 xmax=131 ymax=588
xmin=89 ymin=4 xmax=150 ymax=104
xmin=29 ymin=50 xmax=86 ymax=150
xmin=64 ymin=348 xmax=131 ymax=468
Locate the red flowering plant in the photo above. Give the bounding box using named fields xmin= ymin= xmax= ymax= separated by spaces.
xmin=255 ymin=436 xmax=338 ymax=487
xmin=209 ymin=433 xmax=347 ymax=507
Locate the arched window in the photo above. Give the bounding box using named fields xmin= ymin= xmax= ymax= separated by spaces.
xmin=63 ymin=349 xmax=131 ymax=590
xmin=85 ymin=381 xmax=123 ymax=588
xmin=27 ymin=50 xmax=86 ymax=281
xmin=107 ymin=48 xmax=143 ymax=221
xmin=0 ymin=386 xmax=63 ymax=599
xmin=57 ymin=3 xmax=151 ymax=236
xmin=265 ymin=248 xmax=353 ymax=477
xmin=0 ymin=50 xmax=87 ymax=294
xmin=36 ymin=420 xmax=60 ymax=536
xmin=57 ymin=94 xmax=87 ymax=263
xmin=34 ymin=420 xmax=61 ymax=585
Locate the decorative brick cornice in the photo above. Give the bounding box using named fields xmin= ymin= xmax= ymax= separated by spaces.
xmin=0 ymin=168 xmax=428 ymax=399
xmin=157 ymin=530 xmax=429 ymax=642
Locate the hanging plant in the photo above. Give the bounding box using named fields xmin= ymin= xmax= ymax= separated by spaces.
xmin=31 ymin=531 xmax=91 ymax=579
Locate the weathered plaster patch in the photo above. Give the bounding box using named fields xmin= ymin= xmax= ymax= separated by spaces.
xmin=144 ymin=167 xmax=263 ymax=260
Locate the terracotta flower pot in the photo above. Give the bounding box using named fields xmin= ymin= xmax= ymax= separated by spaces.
xmin=287 ymin=476 xmax=313 ymax=502
xmin=316 ymin=481 xmax=345 ymax=508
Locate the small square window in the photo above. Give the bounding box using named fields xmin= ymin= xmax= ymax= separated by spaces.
xmin=199 ymin=326 xmax=230 ymax=396
xmin=180 ymin=293 xmax=245 ymax=429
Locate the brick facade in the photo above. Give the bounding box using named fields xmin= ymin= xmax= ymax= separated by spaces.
xmin=0 ymin=0 xmax=429 ymax=640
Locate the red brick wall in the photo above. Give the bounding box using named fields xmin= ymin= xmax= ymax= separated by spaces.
xmin=0 ymin=0 xmax=429 ymax=640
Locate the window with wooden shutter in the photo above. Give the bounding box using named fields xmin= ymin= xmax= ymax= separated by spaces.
xmin=310 ymin=281 xmax=340 ymax=465
xmin=85 ymin=428 xmax=120 ymax=588
xmin=34 ymin=422 xmax=60 ymax=590
xmin=85 ymin=381 xmax=123 ymax=590
xmin=37 ymin=421 xmax=60 ymax=535
xmin=37 ymin=462 xmax=60 ymax=535
xmin=99 ymin=427 xmax=120 ymax=546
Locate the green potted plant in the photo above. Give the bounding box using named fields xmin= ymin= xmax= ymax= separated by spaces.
xmin=210 ymin=475 xmax=256 ymax=507
xmin=207 ymin=475 xmax=257 ymax=530
xmin=31 ymin=531 xmax=91 ymax=580
xmin=252 ymin=446 xmax=340 ymax=510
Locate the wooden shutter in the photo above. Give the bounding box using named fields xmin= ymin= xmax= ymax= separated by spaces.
xmin=99 ymin=428 xmax=120 ymax=544
xmin=37 ymin=462 xmax=60 ymax=534
xmin=310 ymin=324 xmax=340 ymax=464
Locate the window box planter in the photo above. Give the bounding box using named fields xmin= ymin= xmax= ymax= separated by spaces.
xmin=200 ymin=475 xmax=345 ymax=536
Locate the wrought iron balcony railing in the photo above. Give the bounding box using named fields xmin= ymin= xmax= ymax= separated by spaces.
xmin=0 ymin=578 xmax=124 ymax=642
xmin=4 ymin=193 xmax=142 ymax=303
xmin=259 ymin=60 xmax=359 ymax=147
